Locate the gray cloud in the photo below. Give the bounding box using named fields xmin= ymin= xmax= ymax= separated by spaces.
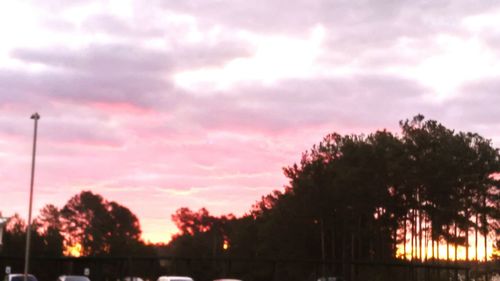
xmin=0 ymin=67 xmax=174 ymax=108
xmin=5 ymin=35 xmax=252 ymax=108
xmin=11 ymin=42 xmax=248 ymax=77
xmin=41 ymin=117 xmax=125 ymax=146
xmin=161 ymin=0 xmax=497 ymax=36
xmin=448 ymin=78 xmax=500 ymax=126
xmin=82 ymin=14 xmax=165 ymax=38
xmin=11 ymin=45 xmax=173 ymax=74
xmin=180 ymin=75 xmax=429 ymax=133
xmin=4 ymin=0 xmax=499 ymax=138
xmin=157 ymin=0 xmax=500 ymax=74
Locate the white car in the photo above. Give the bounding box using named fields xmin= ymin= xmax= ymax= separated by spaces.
xmin=157 ymin=277 xmax=193 ymax=281
xmin=122 ymin=278 xmax=144 ymax=281
xmin=317 ymin=277 xmax=343 ymax=281
xmin=4 ymin=274 xmax=38 ymax=281
xmin=57 ymin=276 xmax=91 ymax=281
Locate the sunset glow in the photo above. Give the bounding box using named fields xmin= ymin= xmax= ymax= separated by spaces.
xmin=64 ymin=243 xmax=83 ymax=257
xmin=0 ymin=0 xmax=499 ymax=247
xmin=396 ymin=236 xmax=496 ymax=262
xmin=223 ymin=239 xmax=230 ymax=251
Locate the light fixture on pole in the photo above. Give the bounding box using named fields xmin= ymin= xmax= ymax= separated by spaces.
xmin=24 ymin=113 xmax=40 ymax=281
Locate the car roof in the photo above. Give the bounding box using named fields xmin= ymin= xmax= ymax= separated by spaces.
xmin=158 ymin=277 xmax=193 ymax=280
xmin=7 ymin=275 xmax=37 ymax=281
xmin=58 ymin=276 xmax=90 ymax=280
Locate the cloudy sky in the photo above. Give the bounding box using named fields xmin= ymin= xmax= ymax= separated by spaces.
xmin=1 ymin=0 xmax=500 ymax=243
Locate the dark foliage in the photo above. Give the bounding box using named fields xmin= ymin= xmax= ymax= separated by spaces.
xmin=167 ymin=115 xmax=500 ymax=277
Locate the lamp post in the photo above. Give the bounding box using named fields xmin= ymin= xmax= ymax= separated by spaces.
xmin=24 ymin=113 xmax=40 ymax=281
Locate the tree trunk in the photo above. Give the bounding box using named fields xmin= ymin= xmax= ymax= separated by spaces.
xmin=332 ymin=225 xmax=336 ymax=260
xmin=447 ymin=240 xmax=450 ymax=261
xmin=320 ymin=218 xmax=326 ymax=277
xmin=431 ymin=237 xmax=434 ymax=260
xmin=436 ymin=238 xmax=440 ymax=260
xmin=358 ymin=216 xmax=362 ymax=260
xmin=369 ymin=224 xmax=374 ymax=261
xmin=430 ymin=220 xmax=434 ymax=260
xmin=351 ymin=230 xmax=355 ymax=259
xmin=424 ymin=218 xmax=428 ymax=261
xmin=454 ymin=224 xmax=458 ymax=262
xmin=418 ymin=190 xmax=422 ymax=261
xmin=351 ymin=232 xmax=355 ymax=281
xmin=446 ymin=225 xmax=450 ymax=262
xmin=332 ymin=225 xmax=337 ymax=274
xmin=393 ymin=226 xmax=397 ymax=259
xmin=484 ymin=229 xmax=487 ymax=262
xmin=403 ymin=216 xmax=407 ymax=260
xmin=475 ymin=213 xmax=478 ymax=261
xmin=419 ymin=210 xmax=422 ymax=261
xmin=342 ymin=227 xmax=347 ymax=279
xmin=465 ymin=225 xmax=469 ymax=261
xmin=412 ymin=209 xmax=416 ymax=260
xmin=411 ymin=211 xmax=414 ymax=260
xmin=483 ymin=196 xmax=488 ymax=262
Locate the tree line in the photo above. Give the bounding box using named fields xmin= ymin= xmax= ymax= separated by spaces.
xmin=167 ymin=115 xmax=499 ymax=266
xmin=0 ymin=191 xmax=155 ymax=257
xmin=1 ymin=115 xmax=499 ymax=269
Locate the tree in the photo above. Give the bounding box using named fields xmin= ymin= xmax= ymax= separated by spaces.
xmin=60 ymin=191 xmax=143 ymax=256
xmin=106 ymin=201 xmax=142 ymax=255
xmin=0 ymin=214 xmax=26 ymax=256
xmin=252 ymin=115 xmax=500 ymax=263
xmin=165 ymin=115 xmax=499 ymax=280
xmin=171 ymin=207 xmax=213 ymax=236
xmin=35 ymin=204 xmax=64 ymax=256
xmin=170 ymin=207 xmax=235 ymax=257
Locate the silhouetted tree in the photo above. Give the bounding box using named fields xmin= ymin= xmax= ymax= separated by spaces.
xmin=0 ymin=214 xmax=27 ymax=256
xmin=106 ymin=201 xmax=143 ymax=255
xmin=34 ymin=204 xmax=64 ymax=256
xmin=60 ymin=191 xmax=143 ymax=256
xmin=175 ymin=114 xmax=500 ymax=270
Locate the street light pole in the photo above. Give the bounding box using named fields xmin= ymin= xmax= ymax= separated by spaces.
xmin=24 ymin=113 xmax=40 ymax=281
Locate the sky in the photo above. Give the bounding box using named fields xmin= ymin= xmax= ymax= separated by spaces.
xmin=1 ymin=0 xmax=500 ymax=244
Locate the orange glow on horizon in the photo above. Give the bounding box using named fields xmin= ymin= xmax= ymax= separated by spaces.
xmin=396 ymin=235 xmax=497 ymax=262
xmin=64 ymin=243 xmax=83 ymax=257
xmin=222 ymin=239 xmax=230 ymax=250
xmin=141 ymin=232 xmax=172 ymax=245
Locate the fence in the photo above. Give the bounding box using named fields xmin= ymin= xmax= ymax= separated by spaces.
xmin=0 ymin=256 xmax=497 ymax=281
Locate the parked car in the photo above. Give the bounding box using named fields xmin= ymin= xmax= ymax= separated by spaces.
xmin=157 ymin=277 xmax=193 ymax=281
xmin=122 ymin=277 xmax=144 ymax=281
xmin=3 ymin=274 xmax=38 ymax=281
xmin=57 ymin=275 xmax=91 ymax=281
xmin=317 ymin=277 xmax=343 ymax=281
